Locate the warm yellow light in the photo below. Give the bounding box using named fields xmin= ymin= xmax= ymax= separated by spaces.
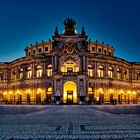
xmin=108 ymin=67 xmax=113 ymax=78
xmin=73 ymin=92 xmax=77 ymax=97
xmin=4 ymin=91 xmax=7 ymax=95
xmin=64 ymin=92 xmax=67 ymax=97
xmin=26 ymin=89 xmax=31 ymax=94
xmin=36 ymin=88 xmax=42 ymax=94
xmin=37 ymin=69 xmax=42 ymax=77
xmin=88 ymin=69 xmax=93 ymax=77
xmin=127 ymin=91 xmax=131 ymax=94
xmin=47 ymin=87 xmax=52 ymax=94
xmin=63 ymin=81 xmax=77 ymax=103
xmin=88 ymin=87 xmax=93 ymax=94
xmin=9 ymin=91 xmax=12 ymax=94
xmin=48 ymin=87 xmax=52 ymax=92
xmin=109 ymin=89 xmax=114 ymax=93
xmin=120 ymin=90 xmax=124 ymax=94
xmin=61 ymin=61 xmax=79 ymax=73
xmin=96 ymin=97 xmax=99 ymax=101
xmin=16 ymin=90 xmax=20 ymax=94
xmin=98 ymin=88 xmax=103 ymax=93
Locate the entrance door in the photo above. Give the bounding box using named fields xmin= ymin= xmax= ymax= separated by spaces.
xmin=110 ymin=94 xmax=113 ymax=104
xmin=99 ymin=93 xmax=104 ymax=104
xmin=19 ymin=95 xmax=22 ymax=104
xmin=124 ymin=95 xmax=126 ymax=103
xmin=63 ymin=81 xmax=77 ymax=104
xmin=36 ymin=94 xmax=41 ymax=104
xmin=67 ymin=91 xmax=73 ymax=104
xmin=27 ymin=94 xmax=30 ymax=104
xmin=46 ymin=94 xmax=51 ymax=103
xmin=118 ymin=94 xmax=122 ymax=104
xmin=89 ymin=94 xmax=93 ymax=101
xmin=13 ymin=95 xmax=16 ymax=104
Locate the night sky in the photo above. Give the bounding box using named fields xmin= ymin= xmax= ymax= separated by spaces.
xmin=0 ymin=0 xmax=140 ymax=62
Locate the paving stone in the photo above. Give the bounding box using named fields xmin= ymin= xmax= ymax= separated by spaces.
xmin=0 ymin=105 xmax=140 ymax=139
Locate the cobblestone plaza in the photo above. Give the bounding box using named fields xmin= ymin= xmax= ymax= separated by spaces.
xmin=0 ymin=105 xmax=140 ymax=139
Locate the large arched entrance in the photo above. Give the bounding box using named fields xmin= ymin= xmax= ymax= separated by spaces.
xmin=63 ymin=81 xmax=77 ymax=104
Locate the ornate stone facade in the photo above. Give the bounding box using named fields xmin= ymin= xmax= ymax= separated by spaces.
xmin=0 ymin=18 xmax=140 ymax=104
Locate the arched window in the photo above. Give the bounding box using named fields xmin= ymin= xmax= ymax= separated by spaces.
xmin=19 ymin=68 xmax=23 ymax=79
xmin=88 ymin=65 xmax=93 ymax=77
xmin=108 ymin=67 xmax=113 ymax=78
xmin=109 ymin=50 xmax=112 ymax=56
xmin=12 ymin=70 xmax=16 ymax=80
xmin=124 ymin=70 xmax=127 ymax=80
xmin=88 ymin=87 xmax=93 ymax=101
xmin=47 ymin=64 xmax=52 ymax=77
xmin=98 ymin=65 xmax=104 ymax=78
xmin=61 ymin=58 xmax=79 ymax=73
xmin=117 ymin=68 xmax=121 ymax=80
xmin=36 ymin=65 xmax=42 ymax=78
xmin=47 ymin=87 xmax=52 ymax=94
xmin=88 ymin=87 xmax=93 ymax=94
xmin=27 ymin=67 xmax=32 ymax=78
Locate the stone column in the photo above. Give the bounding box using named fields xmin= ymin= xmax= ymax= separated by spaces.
xmin=42 ymin=61 xmax=46 ymax=78
xmin=105 ymin=63 xmax=108 ymax=79
xmin=55 ymin=55 xmax=57 ymax=72
xmin=94 ymin=61 xmax=97 ymax=78
xmin=83 ymin=56 xmax=86 ymax=73
xmin=53 ymin=56 xmax=56 ymax=74
xmin=32 ymin=62 xmax=35 ymax=79
xmin=114 ymin=64 xmax=117 ymax=80
xmin=16 ymin=66 xmax=19 ymax=80
xmin=80 ymin=56 xmax=83 ymax=73
xmin=52 ymin=56 xmax=54 ymax=75
xmin=22 ymin=64 xmax=26 ymax=80
xmin=121 ymin=66 xmax=124 ymax=80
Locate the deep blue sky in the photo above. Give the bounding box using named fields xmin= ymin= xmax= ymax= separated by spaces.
xmin=0 ymin=0 xmax=140 ymax=62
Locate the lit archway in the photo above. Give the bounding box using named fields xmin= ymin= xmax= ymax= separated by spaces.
xmin=36 ymin=88 xmax=43 ymax=103
xmin=97 ymin=88 xmax=104 ymax=103
xmin=63 ymin=81 xmax=77 ymax=104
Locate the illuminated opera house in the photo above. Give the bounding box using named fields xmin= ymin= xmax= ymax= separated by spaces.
xmin=0 ymin=18 xmax=140 ymax=104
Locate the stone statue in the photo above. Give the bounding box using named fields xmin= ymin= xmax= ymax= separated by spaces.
xmin=63 ymin=18 xmax=77 ymax=35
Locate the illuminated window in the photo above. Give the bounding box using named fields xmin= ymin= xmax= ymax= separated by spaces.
xmin=117 ymin=68 xmax=121 ymax=80
xmin=47 ymin=64 xmax=52 ymax=77
xmin=108 ymin=67 xmax=113 ymax=78
xmin=88 ymin=87 xmax=93 ymax=94
xmin=124 ymin=70 xmax=127 ymax=80
xmin=61 ymin=59 xmax=79 ymax=73
xmin=12 ymin=70 xmax=16 ymax=80
xmin=27 ymin=67 xmax=32 ymax=78
xmin=36 ymin=65 xmax=42 ymax=78
xmin=88 ymin=65 xmax=93 ymax=77
xmin=47 ymin=87 xmax=52 ymax=94
xmin=19 ymin=68 xmax=23 ymax=79
xmin=98 ymin=65 xmax=104 ymax=78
